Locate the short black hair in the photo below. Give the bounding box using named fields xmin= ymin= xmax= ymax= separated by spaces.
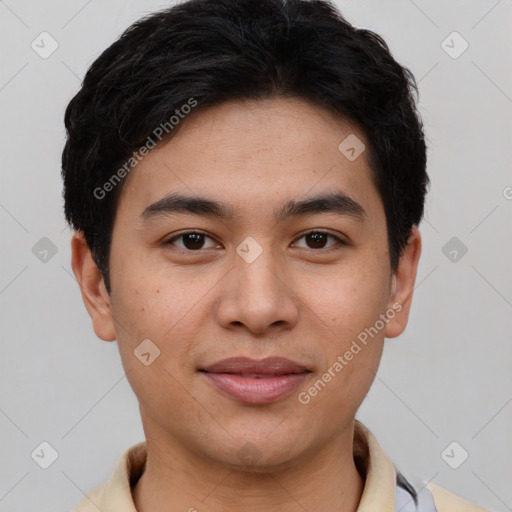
xmin=62 ymin=0 xmax=428 ymax=294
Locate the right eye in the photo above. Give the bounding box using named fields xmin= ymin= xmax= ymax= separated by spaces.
xmin=164 ymin=231 xmax=222 ymax=251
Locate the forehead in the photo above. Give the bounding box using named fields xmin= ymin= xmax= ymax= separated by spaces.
xmin=115 ymin=97 xmax=382 ymax=223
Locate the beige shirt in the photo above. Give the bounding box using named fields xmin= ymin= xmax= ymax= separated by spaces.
xmin=72 ymin=421 xmax=489 ymax=512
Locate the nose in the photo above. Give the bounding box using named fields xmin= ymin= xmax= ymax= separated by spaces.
xmin=214 ymin=242 xmax=300 ymax=335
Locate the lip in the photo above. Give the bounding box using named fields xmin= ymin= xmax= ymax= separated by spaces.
xmin=200 ymin=357 xmax=311 ymax=404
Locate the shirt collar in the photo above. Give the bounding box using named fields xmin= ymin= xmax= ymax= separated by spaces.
xmin=91 ymin=420 xmax=397 ymax=512
xmin=353 ymin=420 xmax=397 ymax=511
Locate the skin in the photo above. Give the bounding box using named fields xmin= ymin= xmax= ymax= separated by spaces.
xmin=71 ymin=97 xmax=421 ymax=512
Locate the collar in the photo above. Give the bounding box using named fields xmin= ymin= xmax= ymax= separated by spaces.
xmin=76 ymin=420 xmax=398 ymax=512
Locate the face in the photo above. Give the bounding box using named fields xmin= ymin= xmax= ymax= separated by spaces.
xmin=73 ymin=97 xmax=420 ymax=471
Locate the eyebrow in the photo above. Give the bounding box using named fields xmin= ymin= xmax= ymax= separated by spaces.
xmin=140 ymin=192 xmax=367 ymax=224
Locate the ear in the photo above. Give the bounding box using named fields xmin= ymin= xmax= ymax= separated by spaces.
xmin=70 ymin=231 xmax=116 ymax=341
xmin=384 ymin=226 xmax=422 ymax=339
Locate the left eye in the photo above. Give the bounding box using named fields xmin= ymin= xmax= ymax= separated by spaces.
xmin=292 ymin=231 xmax=343 ymax=250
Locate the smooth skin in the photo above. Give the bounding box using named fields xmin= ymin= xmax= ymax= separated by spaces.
xmin=71 ymin=97 xmax=421 ymax=512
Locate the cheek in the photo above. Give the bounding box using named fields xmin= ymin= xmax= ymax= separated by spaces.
xmin=109 ymin=280 xmax=197 ymax=415
xmin=298 ymin=248 xmax=390 ymax=404
xmin=109 ymin=268 xmax=189 ymax=371
xmin=304 ymin=258 xmax=391 ymax=340
xmin=110 ymin=247 xmax=201 ymax=334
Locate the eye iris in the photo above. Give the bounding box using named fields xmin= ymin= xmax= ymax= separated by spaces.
xmin=307 ymin=232 xmax=327 ymax=249
xmin=183 ymin=233 xmax=204 ymax=250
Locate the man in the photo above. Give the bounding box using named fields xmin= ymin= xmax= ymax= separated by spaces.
xmin=62 ymin=0 xmax=490 ymax=510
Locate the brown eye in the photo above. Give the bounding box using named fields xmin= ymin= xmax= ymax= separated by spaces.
xmin=305 ymin=232 xmax=328 ymax=249
xmin=293 ymin=231 xmax=344 ymax=250
xmin=181 ymin=233 xmax=206 ymax=250
xmin=166 ymin=231 xmax=220 ymax=251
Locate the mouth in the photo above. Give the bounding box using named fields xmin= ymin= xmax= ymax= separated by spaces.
xmin=199 ymin=356 xmax=312 ymax=404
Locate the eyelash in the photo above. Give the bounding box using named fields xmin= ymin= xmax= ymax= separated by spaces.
xmin=164 ymin=230 xmax=346 ymax=252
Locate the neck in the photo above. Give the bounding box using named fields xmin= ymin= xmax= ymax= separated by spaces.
xmin=132 ymin=423 xmax=364 ymax=512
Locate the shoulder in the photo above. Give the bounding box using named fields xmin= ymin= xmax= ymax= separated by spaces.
xmin=71 ymin=481 xmax=108 ymax=512
xmin=427 ymin=482 xmax=490 ymax=512
xmin=70 ymin=441 xmax=146 ymax=512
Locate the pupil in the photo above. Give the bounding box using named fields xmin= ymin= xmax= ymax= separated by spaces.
xmin=307 ymin=232 xmax=326 ymax=248
xmin=184 ymin=233 xmax=204 ymax=250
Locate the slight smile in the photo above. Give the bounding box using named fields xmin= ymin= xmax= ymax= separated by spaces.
xmin=200 ymin=356 xmax=312 ymax=404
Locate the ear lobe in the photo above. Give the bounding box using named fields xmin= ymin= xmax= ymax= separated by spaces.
xmin=384 ymin=227 xmax=422 ymax=339
xmin=70 ymin=231 xmax=116 ymax=342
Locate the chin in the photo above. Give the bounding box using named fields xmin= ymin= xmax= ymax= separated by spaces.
xmin=202 ymin=430 xmax=307 ymax=472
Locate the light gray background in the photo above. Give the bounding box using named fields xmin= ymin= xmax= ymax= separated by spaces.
xmin=1 ymin=1 xmax=511 ymax=511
